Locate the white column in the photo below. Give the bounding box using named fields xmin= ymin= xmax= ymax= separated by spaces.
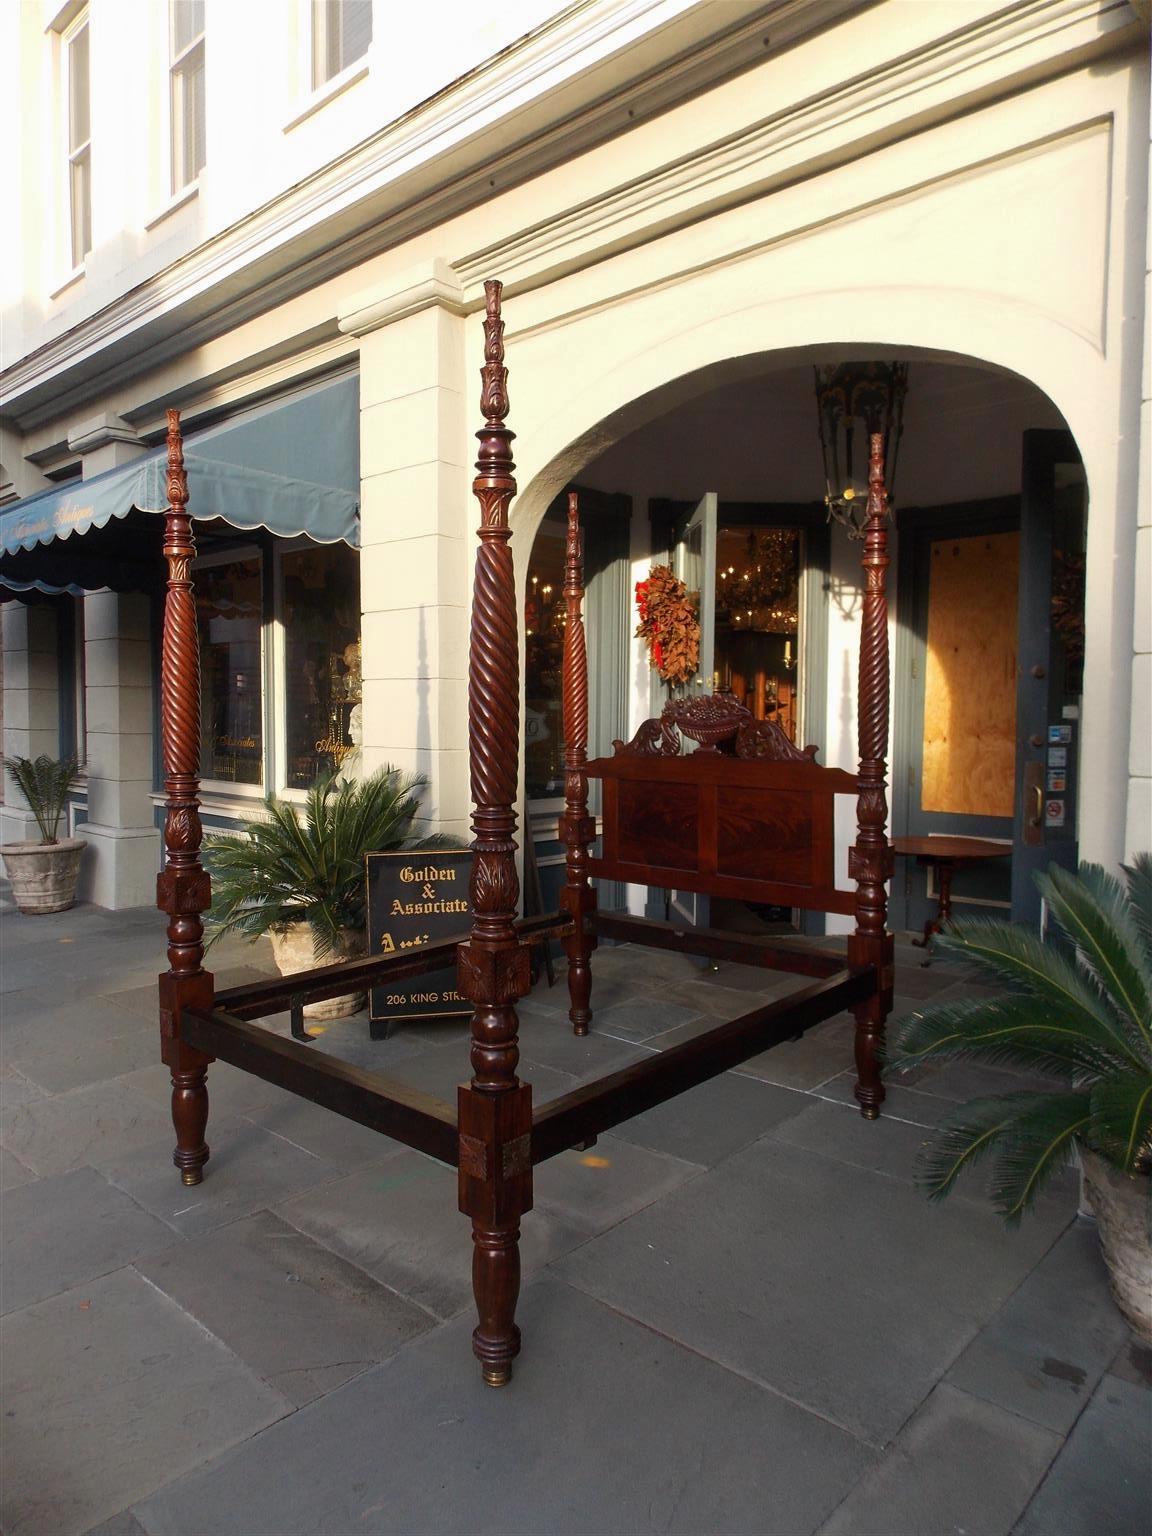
xmin=338 ymin=260 xmax=472 ymax=845
xmin=1125 ymin=138 xmax=1152 ymax=860
xmin=0 ymin=604 xmax=61 ymax=846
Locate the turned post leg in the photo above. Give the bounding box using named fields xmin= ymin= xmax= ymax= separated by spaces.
xmin=156 ymin=410 xmax=215 ymax=1183
xmin=457 ymin=281 xmax=533 ymax=1386
xmin=848 ymin=433 xmax=895 ymax=1120
xmin=558 ymin=491 xmax=597 ymax=1036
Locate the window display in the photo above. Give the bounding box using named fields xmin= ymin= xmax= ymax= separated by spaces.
xmin=197 ymin=555 xmax=263 ymax=784
xmin=281 ymin=544 xmax=361 ymax=788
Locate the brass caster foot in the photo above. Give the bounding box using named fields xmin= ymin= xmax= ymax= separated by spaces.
xmin=181 ymin=1168 xmax=203 ymax=1186
xmin=572 ymin=1021 xmax=589 ymax=1037
xmin=860 ymin=1105 xmax=880 ymax=1121
xmin=483 ymin=1364 xmax=512 ymax=1388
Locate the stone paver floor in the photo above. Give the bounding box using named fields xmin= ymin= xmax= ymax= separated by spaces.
xmin=1 ymin=895 xmax=1149 ymax=1535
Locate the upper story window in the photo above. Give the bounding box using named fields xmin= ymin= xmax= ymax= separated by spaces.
xmin=64 ymin=12 xmax=91 ymax=270
xmin=312 ymin=0 xmax=372 ymax=89
xmin=170 ymin=0 xmax=205 ymax=192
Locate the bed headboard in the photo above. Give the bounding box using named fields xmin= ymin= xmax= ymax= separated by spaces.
xmin=586 ymin=697 xmax=859 ymax=915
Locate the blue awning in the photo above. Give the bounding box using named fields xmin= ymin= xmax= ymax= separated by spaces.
xmin=1 ymin=374 xmax=359 ymax=595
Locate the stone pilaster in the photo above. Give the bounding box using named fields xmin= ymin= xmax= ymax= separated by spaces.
xmin=338 ymin=259 xmax=471 ymax=844
xmin=0 ymin=604 xmax=61 ymax=846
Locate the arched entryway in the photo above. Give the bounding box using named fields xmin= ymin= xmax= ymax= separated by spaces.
xmin=519 ymin=347 xmax=1087 ymax=937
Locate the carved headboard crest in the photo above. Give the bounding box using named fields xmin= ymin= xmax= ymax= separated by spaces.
xmin=612 ymin=692 xmax=820 ymax=762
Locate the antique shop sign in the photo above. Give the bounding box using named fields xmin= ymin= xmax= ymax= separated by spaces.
xmin=366 ymin=850 xmax=472 ymax=1036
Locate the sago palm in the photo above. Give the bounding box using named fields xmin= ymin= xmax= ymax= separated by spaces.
xmin=886 ymin=856 xmax=1152 ymax=1222
xmin=206 ymin=768 xmax=446 ymax=959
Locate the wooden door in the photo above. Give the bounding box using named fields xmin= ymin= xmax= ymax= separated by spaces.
xmin=899 ymin=501 xmax=1020 ymax=933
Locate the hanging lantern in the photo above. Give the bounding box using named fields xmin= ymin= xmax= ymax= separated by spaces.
xmin=814 ymin=361 xmax=909 ymax=536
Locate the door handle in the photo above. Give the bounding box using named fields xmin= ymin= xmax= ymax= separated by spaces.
xmin=1030 ymin=784 xmax=1043 ymax=828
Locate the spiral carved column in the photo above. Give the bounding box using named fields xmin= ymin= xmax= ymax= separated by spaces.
xmin=558 ymin=492 xmax=598 ymax=1034
xmin=456 ymin=281 xmax=533 ymax=1387
xmin=847 ymin=433 xmax=895 ymax=1119
xmin=155 ymin=411 xmax=215 ymax=1184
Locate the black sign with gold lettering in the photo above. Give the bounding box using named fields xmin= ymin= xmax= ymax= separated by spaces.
xmin=366 ymin=849 xmax=472 ymax=1038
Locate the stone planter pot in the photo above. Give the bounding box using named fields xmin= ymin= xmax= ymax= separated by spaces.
xmin=1081 ymin=1147 xmax=1152 ymax=1343
xmin=267 ymin=923 xmax=366 ymax=1021
xmin=0 ymin=838 xmax=86 ymax=914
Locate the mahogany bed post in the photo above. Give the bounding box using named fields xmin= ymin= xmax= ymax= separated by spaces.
xmin=456 ymin=281 xmax=534 ymax=1386
xmin=155 ymin=410 xmax=215 ymax=1183
xmin=558 ymin=492 xmax=597 ymax=1034
xmin=847 ymin=432 xmax=895 ymax=1118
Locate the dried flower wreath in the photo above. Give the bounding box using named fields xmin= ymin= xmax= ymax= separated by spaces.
xmin=635 ymin=564 xmax=701 ymax=686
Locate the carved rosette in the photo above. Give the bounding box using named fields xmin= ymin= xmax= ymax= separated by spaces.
xmin=157 ymin=410 xmax=210 ymax=978
xmin=459 ymin=280 xmax=528 ymax=1091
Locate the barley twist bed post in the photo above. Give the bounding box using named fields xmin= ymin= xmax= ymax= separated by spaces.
xmin=558 ymin=492 xmax=597 ymax=1034
xmin=155 ymin=410 xmax=216 ymax=1185
xmin=846 ymin=432 xmax=896 ymax=1118
xmin=456 ymin=281 xmax=534 ymax=1388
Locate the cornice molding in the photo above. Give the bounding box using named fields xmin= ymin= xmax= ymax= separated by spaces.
xmin=338 ymin=259 xmax=467 ymax=335
xmin=453 ymin=0 xmax=1135 ymax=299
xmin=3 ymin=0 xmax=807 ymax=428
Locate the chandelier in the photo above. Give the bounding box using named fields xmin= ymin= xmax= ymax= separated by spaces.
xmin=814 ymin=361 xmax=908 ymax=536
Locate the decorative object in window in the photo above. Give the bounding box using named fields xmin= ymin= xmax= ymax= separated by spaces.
xmin=196 ymin=556 xmax=262 ymax=785
xmin=281 ymin=544 xmax=361 ymax=789
xmin=635 ymin=563 xmax=700 ymax=685
xmin=170 ymin=0 xmax=205 ymax=192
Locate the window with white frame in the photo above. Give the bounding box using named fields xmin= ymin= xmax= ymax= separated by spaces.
xmin=64 ymin=12 xmax=92 ymax=270
xmin=170 ymin=0 xmax=205 ymax=192
xmin=312 ymin=0 xmax=372 ymax=90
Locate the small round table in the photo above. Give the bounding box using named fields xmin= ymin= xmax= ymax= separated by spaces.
xmin=891 ymin=836 xmax=1012 ymax=960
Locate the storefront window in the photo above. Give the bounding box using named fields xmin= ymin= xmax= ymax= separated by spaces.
xmin=281 ymin=544 xmax=361 ymax=788
xmin=197 ymin=555 xmax=263 ymax=784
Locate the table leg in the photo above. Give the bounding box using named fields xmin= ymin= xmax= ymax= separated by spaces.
xmin=910 ymin=856 xmax=957 ymax=964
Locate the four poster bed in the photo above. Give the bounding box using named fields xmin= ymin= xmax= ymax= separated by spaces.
xmin=155 ymin=280 xmax=893 ymax=1388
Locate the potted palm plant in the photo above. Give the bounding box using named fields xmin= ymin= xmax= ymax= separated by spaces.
xmin=205 ymin=767 xmax=448 ymax=1021
xmin=886 ymin=857 xmax=1151 ymax=1342
xmin=1 ymin=754 xmax=85 ymax=914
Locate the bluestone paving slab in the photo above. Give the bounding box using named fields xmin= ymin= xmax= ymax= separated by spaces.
xmin=532 ymin=1134 xmax=702 ymax=1231
xmin=555 ymin=1136 xmax=1074 ymax=1442
xmin=611 ymin=1069 xmax=811 ymax=1166
xmin=1109 ymin=1336 xmax=1152 ymax=1391
xmin=585 ymin=996 xmax=706 ymax=1043
xmin=135 ymin=1210 xmax=435 ymax=1407
xmin=277 ymin=1150 xmax=588 ymax=1320
xmin=661 ymin=975 xmax=805 ymax=1021
xmin=121 ymin=1057 xmax=292 ymax=1117
xmin=817 ymin=1068 xmax=955 ymax=1127
xmin=1 ymin=1267 xmax=289 ymax=1536
xmin=99 ymin=1115 xmax=352 ymax=1236
xmin=726 ymin=1014 xmax=856 ymax=1090
xmin=768 ymin=1096 xmax=935 ymax=1184
xmin=817 ymin=1383 xmax=1061 ymax=1536
xmin=1 ymin=1166 xmax=173 ymax=1314
xmin=0 ymin=1063 xmax=46 ymax=1109
xmin=946 ymin=1219 xmax=1128 ymax=1433
xmin=0 ymin=951 xmax=59 ymax=993
xmin=132 ymin=1278 xmax=876 ymax=1536
xmin=1 ymin=992 xmax=144 ymax=1054
xmin=0 ymin=1143 xmax=36 ymax=1189
xmin=240 ymin=1093 xmax=406 ymax=1170
xmin=516 ymin=1018 xmax=652 ymax=1080
xmin=12 ymin=1019 xmax=157 ymax=1095
xmin=888 ymin=1054 xmax=1061 ymax=1101
xmin=83 ymin=1512 xmax=150 ymax=1536
xmin=1014 ymin=1374 xmax=1152 ymax=1535
xmin=0 ymin=1077 xmax=172 ymax=1177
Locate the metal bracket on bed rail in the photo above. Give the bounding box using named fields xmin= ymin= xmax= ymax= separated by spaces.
xmin=288 ymin=994 xmax=313 ymax=1043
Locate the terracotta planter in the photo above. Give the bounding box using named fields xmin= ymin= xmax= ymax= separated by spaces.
xmin=0 ymin=838 xmax=85 ymax=914
xmin=267 ymin=923 xmax=366 ymax=1021
xmin=1081 ymin=1148 xmax=1152 ymax=1343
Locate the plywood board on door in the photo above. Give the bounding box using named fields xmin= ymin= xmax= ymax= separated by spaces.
xmin=921 ymin=530 xmax=1019 ymax=817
